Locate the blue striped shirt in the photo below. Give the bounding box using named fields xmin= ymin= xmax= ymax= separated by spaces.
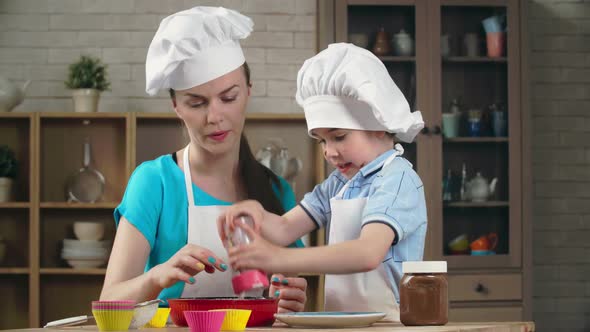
xmin=300 ymin=149 xmax=427 ymax=303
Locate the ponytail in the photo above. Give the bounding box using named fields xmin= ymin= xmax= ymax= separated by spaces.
xmin=239 ymin=135 xmax=285 ymax=215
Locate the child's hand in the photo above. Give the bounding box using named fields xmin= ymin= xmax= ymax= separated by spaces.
xmin=270 ymin=274 xmax=308 ymax=313
xmin=217 ymin=200 xmax=266 ymax=246
xmin=147 ymin=244 xmax=228 ymax=290
xmin=227 ymin=221 xmax=284 ymax=272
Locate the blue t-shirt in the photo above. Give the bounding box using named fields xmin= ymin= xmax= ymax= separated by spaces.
xmin=300 ymin=149 xmax=427 ymax=303
xmin=114 ymin=154 xmax=298 ymax=302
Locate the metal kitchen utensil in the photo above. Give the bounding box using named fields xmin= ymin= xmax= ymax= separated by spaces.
xmin=255 ymin=138 xmax=302 ymax=181
xmin=44 ymin=315 xmax=93 ymax=328
xmin=66 ymin=138 xmax=105 ymax=203
xmin=44 ymin=299 xmax=162 ymax=328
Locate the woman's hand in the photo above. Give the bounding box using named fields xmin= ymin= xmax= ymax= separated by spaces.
xmin=270 ymin=274 xmax=307 ymax=313
xmin=217 ymin=200 xmax=266 ymax=246
xmin=147 ymin=244 xmax=228 ymax=290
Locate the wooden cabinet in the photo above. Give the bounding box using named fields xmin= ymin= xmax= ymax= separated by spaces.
xmin=0 ymin=111 xmax=324 ymax=328
xmin=448 ymin=273 xmax=522 ymax=302
xmin=320 ymin=0 xmax=531 ymax=321
xmin=0 ymin=1 xmax=531 ymax=326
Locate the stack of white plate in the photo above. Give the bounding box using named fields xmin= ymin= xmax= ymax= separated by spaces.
xmin=61 ymin=239 xmax=111 ymax=268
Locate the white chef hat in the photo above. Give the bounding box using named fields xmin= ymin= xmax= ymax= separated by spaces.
xmin=145 ymin=6 xmax=253 ymax=96
xmin=295 ymin=43 xmax=424 ymax=143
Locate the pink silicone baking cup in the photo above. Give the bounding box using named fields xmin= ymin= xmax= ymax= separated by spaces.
xmin=92 ymin=300 xmax=135 ymax=311
xmin=232 ymin=270 xmax=269 ymax=294
xmin=184 ymin=311 xmax=226 ymax=332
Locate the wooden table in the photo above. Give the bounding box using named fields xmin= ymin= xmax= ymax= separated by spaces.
xmin=6 ymin=322 xmax=535 ymax=332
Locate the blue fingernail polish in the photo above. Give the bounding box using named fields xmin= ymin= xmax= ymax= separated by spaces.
xmin=274 ymin=290 xmax=280 ymax=297
xmin=208 ymin=256 xmax=216 ymax=264
xmin=272 ymin=277 xmax=280 ymax=283
xmin=189 ymin=277 xmax=195 ymax=284
xmin=220 ymin=263 xmax=228 ymax=271
xmin=281 ymin=279 xmax=289 ymax=285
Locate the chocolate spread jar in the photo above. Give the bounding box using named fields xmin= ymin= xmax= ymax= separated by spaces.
xmin=400 ymin=261 xmax=448 ymax=326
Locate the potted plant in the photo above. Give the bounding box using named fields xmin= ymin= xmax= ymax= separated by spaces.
xmin=65 ymin=55 xmax=111 ymax=113
xmin=0 ymin=145 xmax=17 ymax=202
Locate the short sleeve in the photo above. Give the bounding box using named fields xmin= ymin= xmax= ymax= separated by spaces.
xmin=362 ymin=160 xmax=426 ymax=244
xmin=113 ymin=162 xmax=163 ymax=249
xmin=300 ymin=171 xmax=346 ymax=228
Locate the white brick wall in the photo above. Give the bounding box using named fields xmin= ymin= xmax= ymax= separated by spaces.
xmin=529 ymin=1 xmax=590 ymax=331
xmin=0 ymin=0 xmax=316 ymax=113
xmin=2 ymin=0 xmax=586 ymax=329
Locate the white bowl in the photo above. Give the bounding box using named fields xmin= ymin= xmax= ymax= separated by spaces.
xmin=65 ymin=258 xmax=107 ymax=268
xmin=129 ymin=300 xmax=161 ymax=329
xmin=63 ymin=239 xmax=111 ymax=248
xmin=73 ymin=222 xmax=105 ymax=241
xmin=61 ymin=249 xmax=108 ymax=259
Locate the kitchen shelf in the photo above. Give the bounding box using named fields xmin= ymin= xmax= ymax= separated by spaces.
xmin=0 ymin=268 xmax=30 ymax=275
xmin=134 ymin=112 xmax=306 ymax=121
xmin=443 ymin=56 xmax=507 ymax=63
xmin=378 ymin=56 xmax=415 ymax=62
xmin=6 ymin=111 xmax=325 ymax=328
xmin=40 ymin=202 xmax=119 ymax=209
xmin=40 ymin=274 xmax=104 ymax=325
xmin=0 ymin=202 xmax=30 ymax=209
xmin=0 ymin=274 xmax=29 ymax=329
xmin=38 ymin=112 xmax=128 ymax=119
xmin=444 ymin=201 xmax=509 ymax=208
xmin=0 ymin=112 xmax=32 ymax=119
xmin=40 ymin=268 xmax=106 ymax=275
xmin=444 ymin=137 xmax=509 ymax=143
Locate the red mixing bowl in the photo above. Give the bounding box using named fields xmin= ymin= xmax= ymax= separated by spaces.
xmin=168 ymin=297 xmax=278 ymax=327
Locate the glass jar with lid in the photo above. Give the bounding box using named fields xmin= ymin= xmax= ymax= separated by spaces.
xmin=400 ymin=261 xmax=448 ymax=326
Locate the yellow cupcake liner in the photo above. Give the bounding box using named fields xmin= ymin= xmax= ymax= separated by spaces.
xmin=92 ymin=309 xmax=134 ymax=331
xmin=145 ymin=308 xmax=171 ymax=328
xmin=209 ymin=309 xmax=252 ymax=331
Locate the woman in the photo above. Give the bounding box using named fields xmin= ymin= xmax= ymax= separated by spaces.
xmin=99 ymin=6 xmax=307 ymax=313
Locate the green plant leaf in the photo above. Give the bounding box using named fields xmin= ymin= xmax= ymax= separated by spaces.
xmin=65 ymin=55 xmax=111 ymax=92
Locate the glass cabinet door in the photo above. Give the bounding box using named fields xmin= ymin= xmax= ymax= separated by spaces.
xmin=431 ymin=0 xmax=522 ymax=269
xmin=334 ymin=0 xmax=429 ymax=178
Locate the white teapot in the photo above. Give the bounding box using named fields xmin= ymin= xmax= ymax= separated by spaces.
xmin=466 ymin=172 xmax=497 ymax=202
xmin=392 ymin=29 xmax=414 ymax=56
xmin=0 ymin=77 xmax=30 ymax=112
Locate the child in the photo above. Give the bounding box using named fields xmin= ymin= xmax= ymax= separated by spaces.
xmin=218 ymin=43 xmax=426 ymax=321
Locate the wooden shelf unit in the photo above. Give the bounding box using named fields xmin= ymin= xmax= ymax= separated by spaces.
xmin=443 ymin=56 xmax=507 ymax=63
xmin=444 ymin=201 xmax=509 ymax=208
xmin=40 ymin=268 xmax=106 ymax=275
xmin=0 ymin=202 xmax=31 ymax=209
xmin=444 ymin=137 xmax=509 ymax=143
xmin=0 ymin=268 xmax=30 ymax=274
xmin=0 ymin=111 xmax=326 ymax=328
xmin=39 ymin=202 xmax=120 ymax=209
xmin=322 ymin=0 xmax=530 ymax=322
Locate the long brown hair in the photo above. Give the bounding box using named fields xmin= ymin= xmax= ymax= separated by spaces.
xmin=170 ymin=62 xmax=286 ymax=215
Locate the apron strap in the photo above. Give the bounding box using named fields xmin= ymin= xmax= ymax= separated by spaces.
xmin=183 ymin=145 xmax=195 ymax=206
xmin=335 ymin=146 xmax=404 ymax=199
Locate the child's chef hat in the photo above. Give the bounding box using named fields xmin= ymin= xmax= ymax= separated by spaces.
xmin=295 ymin=43 xmax=424 ymax=143
xmin=145 ymin=6 xmax=253 ymax=95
